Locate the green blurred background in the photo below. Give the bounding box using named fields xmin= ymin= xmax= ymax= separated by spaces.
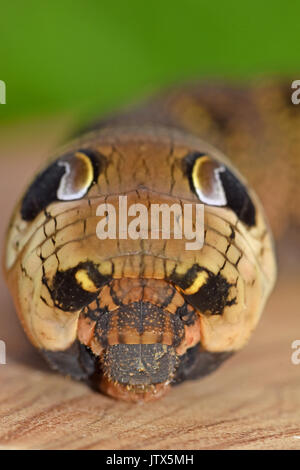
xmin=0 ymin=0 xmax=299 ymax=123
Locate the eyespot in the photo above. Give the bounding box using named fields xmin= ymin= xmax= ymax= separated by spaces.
xmin=20 ymin=149 xmax=103 ymax=221
xmin=56 ymin=151 xmax=94 ymax=201
xmin=185 ymin=152 xmax=256 ymax=227
xmin=46 ymin=261 xmax=111 ymax=312
xmin=169 ymin=264 xmax=235 ymax=316
xmin=184 ymin=272 xmax=235 ymax=316
xmin=190 ymin=154 xmax=227 ymax=206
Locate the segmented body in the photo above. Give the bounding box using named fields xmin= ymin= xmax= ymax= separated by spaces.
xmin=4 ymin=81 xmax=283 ymax=402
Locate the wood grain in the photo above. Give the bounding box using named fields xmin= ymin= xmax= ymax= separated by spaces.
xmin=0 ymin=120 xmax=299 ymax=450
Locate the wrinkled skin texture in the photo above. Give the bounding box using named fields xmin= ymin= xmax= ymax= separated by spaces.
xmin=4 ymin=80 xmax=292 ymax=402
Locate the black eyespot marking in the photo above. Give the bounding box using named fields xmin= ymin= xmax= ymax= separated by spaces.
xmin=168 ymin=263 xmax=203 ymax=291
xmin=219 ymin=167 xmax=256 ymax=227
xmin=48 ymin=261 xmax=111 ymax=312
xmin=20 ymin=149 xmax=104 ymax=221
xmin=184 ymin=152 xmax=256 ymax=227
xmin=21 ymin=161 xmax=65 ymax=221
xmin=184 ymin=271 xmax=233 ymax=315
xmin=168 ymin=264 xmax=234 ymax=316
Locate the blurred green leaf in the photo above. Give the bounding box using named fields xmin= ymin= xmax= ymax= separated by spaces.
xmin=0 ymin=0 xmax=299 ymax=122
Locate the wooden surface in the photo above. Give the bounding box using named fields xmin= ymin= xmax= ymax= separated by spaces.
xmin=0 ymin=120 xmax=299 ymax=450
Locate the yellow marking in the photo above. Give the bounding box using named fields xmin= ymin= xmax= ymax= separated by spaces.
xmin=192 ymin=155 xmax=210 ymax=191
xmin=75 ymin=151 xmax=94 ymax=187
xmin=75 ymin=269 xmax=98 ymax=292
xmin=75 ymin=152 xmax=93 ymax=165
xmin=182 ymin=270 xmax=209 ymax=295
